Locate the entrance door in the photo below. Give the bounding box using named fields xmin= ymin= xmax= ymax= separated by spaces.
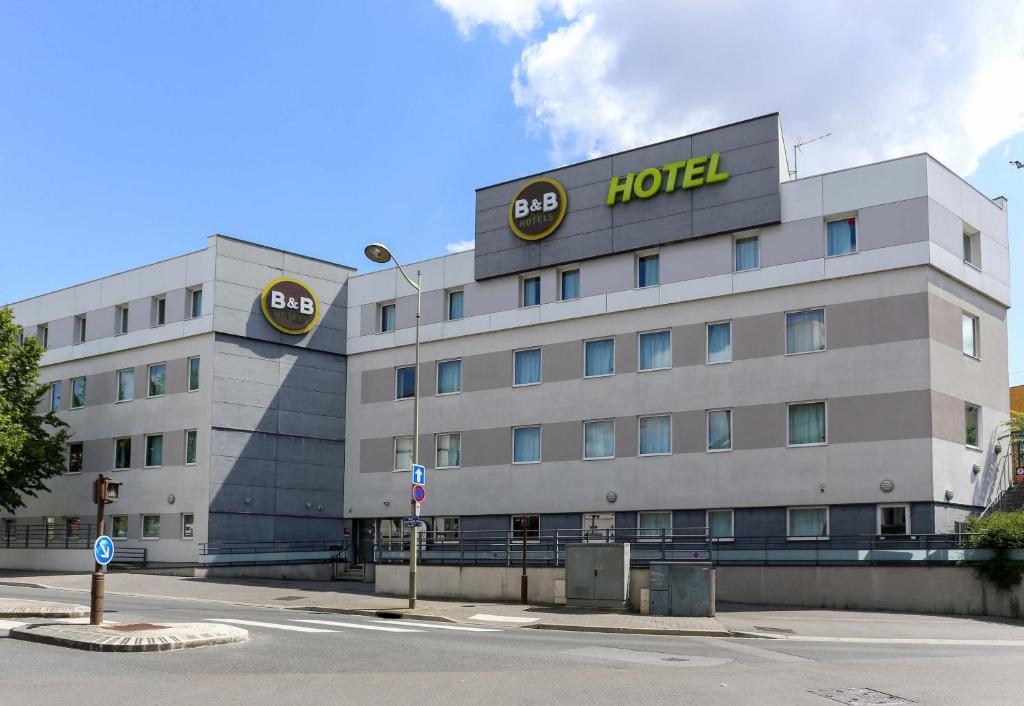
xmin=583 ymin=513 xmax=615 ymax=543
xmin=355 ymin=519 xmax=376 ymax=565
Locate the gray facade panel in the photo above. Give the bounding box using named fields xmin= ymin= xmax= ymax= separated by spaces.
xmin=463 ymin=277 xmax=519 ymax=318
xmin=858 ymin=197 xmax=930 ymax=251
xmin=275 ymin=487 xmax=343 ymax=518
xmin=761 ymin=217 xmax=824 ymax=267
xmin=463 ymin=350 xmax=511 ymax=392
xmin=672 ymin=410 xmax=705 ymax=454
xmin=731 ymin=403 xmax=786 ymax=450
xmin=274 ymin=516 xmax=344 ymax=542
xmin=662 ymin=234 xmax=731 ymax=282
xmin=279 ymin=364 xmax=346 ymax=395
xmin=462 ymin=427 xmax=510 ymax=467
xmin=278 ymin=410 xmax=343 ymax=442
xmin=278 ymin=386 xmax=345 ymax=418
xmin=542 ymin=421 xmax=582 ymax=462
xmin=208 ymin=513 xmax=275 ymax=542
xmin=209 ymin=483 xmax=276 ymax=514
xmin=210 ymin=429 xmax=277 ymax=461
xmin=48 ymin=317 xmax=74 ymax=349
xmin=163 ymin=429 xmax=185 ymax=467
xmin=396 ymin=293 xmax=416 ymax=330
xmin=672 ymin=323 xmax=706 ymax=367
xmin=615 ymin=416 xmax=637 ymax=458
xmin=89 ymin=307 xmax=116 ymax=341
xmin=615 ymin=333 xmax=637 ymax=374
xmin=733 ymin=313 xmax=785 ymax=360
xmin=277 ymin=436 xmax=344 ymax=467
xmin=827 ymin=293 xmax=929 ymax=349
xmin=579 ymin=254 xmax=634 ymax=297
xmin=420 ymin=289 xmax=445 ymax=326
xmin=361 ymin=367 xmax=394 ymax=404
xmin=210 ymin=455 xmax=277 ymax=487
xmin=276 ymin=461 xmax=342 ymax=491
xmin=828 ymin=390 xmax=933 ymax=444
xmin=543 ymin=341 xmax=582 ymax=382
xmin=359 ymin=437 xmax=392 ymax=473
xmin=611 ymin=213 xmax=692 ymax=254
xmin=539 ymin=227 xmax=615 ymax=269
xmin=360 ymin=303 xmax=378 ymax=337
xmin=692 ymin=193 xmax=782 ymax=239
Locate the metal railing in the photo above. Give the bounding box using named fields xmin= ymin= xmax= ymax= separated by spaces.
xmin=2 ymin=523 xmax=98 ymax=550
xmin=197 ymin=539 xmax=349 ymax=567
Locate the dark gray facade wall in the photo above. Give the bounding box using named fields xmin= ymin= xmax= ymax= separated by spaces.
xmin=474 ymin=114 xmax=782 ymax=280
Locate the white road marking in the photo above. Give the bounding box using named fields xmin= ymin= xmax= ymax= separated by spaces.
xmin=469 ymin=613 xmax=539 ymax=624
xmin=744 ymin=633 xmax=1024 ymax=646
xmin=204 ymin=618 xmax=337 ymax=633
xmin=292 ymin=619 xmax=423 ymax=633
xmin=369 ymin=620 xmax=502 ymax=632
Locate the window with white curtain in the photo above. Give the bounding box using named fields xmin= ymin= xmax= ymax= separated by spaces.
xmin=436 ymin=359 xmax=462 ymax=395
xmin=786 ymin=309 xmax=826 ymax=354
xmin=584 ymin=420 xmax=615 ymax=459
xmin=706 ymin=321 xmax=732 ymax=364
xmin=513 ymin=426 xmax=541 ymax=464
xmin=638 ymin=511 xmax=671 ymax=540
xmin=435 ymin=433 xmax=461 ymax=468
xmin=560 ymin=269 xmax=580 ymax=300
xmin=788 ymin=401 xmax=826 ymax=446
xmin=826 ymin=217 xmax=857 ymax=256
xmin=638 ymin=330 xmax=671 ymax=371
xmin=639 ymin=415 xmax=671 ymax=455
xmin=585 ymin=338 xmax=615 ymax=377
xmin=707 ymin=409 xmax=732 ymax=451
xmin=514 ymin=348 xmax=541 ymax=386
xmin=707 ymin=510 xmax=734 ymax=540
xmin=788 ymin=506 xmax=829 ymax=538
xmin=734 ymin=235 xmax=759 ymax=271
xmin=962 ymin=313 xmax=979 ymax=358
xmin=394 ymin=436 xmax=413 ymax=471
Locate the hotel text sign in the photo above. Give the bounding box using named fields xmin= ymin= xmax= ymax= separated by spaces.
xmin=605 ymin=152 xmax=729 ymax=206
xmin=261 ymin=277 xmax=319 ymax=335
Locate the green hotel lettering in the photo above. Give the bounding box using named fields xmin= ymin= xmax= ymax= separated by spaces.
xmin=606 ymin=151 xmax=729 ymax=206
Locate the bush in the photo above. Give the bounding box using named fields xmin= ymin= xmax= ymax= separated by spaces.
xmin=962 ymin=511 xmax=1024 ymax=591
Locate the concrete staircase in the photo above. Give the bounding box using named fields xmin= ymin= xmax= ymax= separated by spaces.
xmin=333 ymin=563 xmax=366 ymax=582
xmin=985 ymin=483 xmax=1024 ymax=515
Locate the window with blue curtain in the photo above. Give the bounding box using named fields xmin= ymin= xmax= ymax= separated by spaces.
xmin=513 ymin=426 xmax=541 ymax=463
xmin=637 ymin=254 xmax=660 ymax=287
xmin=707 ymin=410 xmax=732 ymax=450
xmin=560 ymin=269 xmax=580 ymax=300
xmin=789 ymin=507 xmax=828 ymax=537
xmin=584 ymin=420 xmax=615 ymax=459
xmin=522 ymin=277 xmax=540 ymax=307
xmin=734 ymin=236 xmax=759 ymax=271
xmin=514 ymin=348 xmax=541 ymax=385
xmin=447 ymin=290 xmax=463 ymax=321
xmin=786 ymin=309 xmax=825 ymax=354
xmin=638 ymin=331 xmax=671 ymax=371
xmin=585 ymin=338 xmax=615 ymax=377
xmin=380 ymin=303 xmax=396 ymax=332
xmin=826 ymin=218 xmax=857 ymax=256
xmin=706 ymin=321 xmax=731 ymax=363
xmin=708 ymin=510 xmax=733 ymax=539
xmin=437 ymin=360 xmax=462 ymax=394
xmin=788 ymin=402 xmax=826 ymax=445
xmin=639 ymin=415 xmax=671 ymax=455
xmin=395 ymin=366 xmax=416 ymax=399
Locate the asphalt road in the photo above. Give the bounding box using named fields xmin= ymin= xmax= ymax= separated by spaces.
xmin=2 ymin=584 xmax=1023 ymax=705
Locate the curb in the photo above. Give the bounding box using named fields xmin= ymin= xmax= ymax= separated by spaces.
xmin=0 ymin=606 xmax=89 ymax=619
xmin=0 ymin=580 xmax=51 ymax=590
xmin=291 ymin=606 xmax=458 ymax=623
xmin=530 ymin=622 xmax=732 ymax=637
xmin=9 ymin=622 xmax=249 ymax=652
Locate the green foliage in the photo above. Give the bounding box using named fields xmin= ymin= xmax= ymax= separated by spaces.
xmin=962 ymin=511 xmax=1024 ymax=591
xmin=0 ymin=308 xmax=70 ymax=514
xmin=1004 ymin=411 xmax=1024 ymax=436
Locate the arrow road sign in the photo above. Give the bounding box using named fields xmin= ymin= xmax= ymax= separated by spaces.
xmin=411 ymin=464 xmax=426 ymax=485
xmin=94 ymin=535 xmax=115 ymax=566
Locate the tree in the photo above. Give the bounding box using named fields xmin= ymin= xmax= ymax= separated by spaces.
xmin=0 ymin=307 xmax=69 ymax=514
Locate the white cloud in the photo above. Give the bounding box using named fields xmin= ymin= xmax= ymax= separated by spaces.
xmin=445 ymin=239 xmax=475 ymax=253
xmin=438 ymin=0 xmax=1024 ymax=176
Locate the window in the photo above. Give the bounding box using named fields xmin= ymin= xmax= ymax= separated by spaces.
xmin=50 ymin=381 xmax=62 ymax=412
xmin=185 ymin=430 xmax=198 ymax=465
xmin=114 ymin=438 xmax=132 ymax=470
xmin=638 ymin=511 xmax=671 ymax=540
xmin=962 ymin=313 xmax=979 ymax=358
xmin=116 ymin=304 xmax=129 ymax=334
xmin=446 ymin=289 xmax=464 ymax=321
xmin=68 ymin=442 xmax=83 ymax=474
xmin=394 ymin=436 xmax=413 ymax=471
xmin=788 ymin=507 xmax=829 ymax=539
xmin=436 ymin=359 xmax=462 ymax=395
xmin=435 ymin=433 xmax=461 ymax=469
xmin=583 ymin=513 xmax=615 ymax=542
xmin=788 ymin=401 xmax=826 ymax=446
xmin=511 ymin=514 xmax=540 ymax=541
xmin=71 ymin=377 xmax=86 ymax=408
xmin=638 ymin=330 xmax=671 ymax=371
xmin=584 ymin=420 xmax=615 ymax=460
xmin=965 ymin=402 xmax=980 ymax=449
xmin=637 ymin=253 xmax=660 ymax=288
xmin=584 ymin=338 xmax=615 ymax=377
xmin=142 ymin=514 xmax=161 ymax=539
xmin=75 ymin=315 xmax=87 ymax=344
xmin=734 ymin=235 xmax=759 ymax=271
xmin=117 ymin=369 xmax=134 ymax=402
xmin=154 ymin=296 xmax=166 ymax=326
xmin=826 ymin=217 xmax=857 ymax=256
xmin=189 ymin=288 xmax=203 ymax=318
xmin=786 ymin=308 xmax=826 ymax=354
xmin=145 ymin=434 xmax=163 ymax=467
xmin=513 ymin=426 xmax=541 ymax=464
xmin=514 ymin=348 xmax=541 ymax=386
xmin=963 ymin=225 xmax=980 ymax=267
xmin=380 ymin=303 xmax=396 ymax=332
xmin=708 ymin=510 xmax=734 ymax=540
xmin=148 ymin=363 xmax=166 ymax=397
xmin=878 ymin=504 xmax=909 ymax=536
xmin=17 ymin=327 xmax=23 ymax=345
xmin=379 ymin=518 xmax=405 ymax=541
xmin=560 ymin=269 xmax=580 ymax=300
xmin=188 ymin=356 xmax=200 ymax=391
xmin=707 ymin=321 xmax=732 ymax=364
xmin=111 ymin=515 xmax=128 ymax=539
xmin=639 ymin=415 xmax=671 ymax=456
xmin=432 ymin=516 xmax=459 ymax=543
xmin=521 ymin=276 xmax=540 ymax=307
xmin=37 ymin=323 xmax=48 ymax=349
xmin=181 ymin=513 xmax=194 ymax=539
xmin=395 ymin=366 xmax=416 ymax=400
xmin=707 ymin=409 xmax=732 ymax=451
xmin=64 ymin=517 xmax=81 ymax=540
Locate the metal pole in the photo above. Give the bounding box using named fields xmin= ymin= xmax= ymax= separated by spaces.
xmin=408 ymin=270 xmax=422 ymax=609
xmin=521 ymin=515 xmax=528 ymax=604
xmin=90 ymin=475 xmax=106 ymax=625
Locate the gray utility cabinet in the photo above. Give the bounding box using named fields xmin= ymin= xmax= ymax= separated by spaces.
xmin=649 ymin=562 xmax=716 ymax=617
xmin=565 ymin=543 xmax=630 ymax=609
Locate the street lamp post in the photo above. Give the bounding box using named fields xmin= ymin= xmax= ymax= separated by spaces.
xmin=364 ymin=243 xmax=421 ymax=609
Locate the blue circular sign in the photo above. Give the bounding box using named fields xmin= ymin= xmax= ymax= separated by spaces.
xmin=94 ymin=535 xmax=115 ymax=566
xmin=412 ymin=484 xmax=426 ymax=503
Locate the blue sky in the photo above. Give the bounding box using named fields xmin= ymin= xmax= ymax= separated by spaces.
xmin=1 ymin=2 xmax=1021 ymax=384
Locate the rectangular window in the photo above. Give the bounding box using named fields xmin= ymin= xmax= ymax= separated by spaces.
xmin=114 ymin=438 xmax=132 ymax=470
xmin=826 ymin=217 xmax=857 ymax=256
xmin=116 ymin=304 xmax=129 ymax=334
xmin=50 ymin=381 xmax=62 ymax=412
xmin=560 ymin=269 xmax=580 ymax=300
xmin=68 ymin=442 xmax=83 ymax=474
xmin=189 ymin=288 xmax=203 ymax=318
xmin=379 ymin=518 xmax=405 ymax=540
xmin=435 ymin=433 xmax=461 ymax=469
xmin=380 ymin=303 xmax=396 ymax=332
xmin=734 ymin=235 xmax=759 ymax=271
xmin=511 ymin=514 xmax=540 ymax=541
xmin=513 ymin=348 xmax=541 ymax=386
xmin=878 ymin=505 xmax=909 ymax=536
xmin=962 ymin=313 xmax=979 ymax=358
xmin=117 ymin=369 xmax=134 ymax=402
xmin=788 ymin=401 xmax=827 ymax=446
xmin=522 ymin=276 xmax=540 ymax=307
xmin=71 ymin=377 xmax=86 ymax=408
xmin=638 ymin=511 xmax=671 ymax=540
xmin=584 ymin=420 xmax=615 ymax=460
xmin=584 ymin=338 xmax=615 ymax=377
xmin=965 ymin=402 xmax=980 ymax=449
xmin=433 ymin=516 xmax=460 ymax=543
xmin=638 ymin=330 xmax=671 ymax=371
xmin=111 ymin=515 xmax=128 ymax=539
xmin=638 ymin=415 xmax=671 ymax=456
xmin=65 ymin=517 xmax=81 ymax=540
xmin=513 ymin=426 xmax=541 ymax=464
xmin=446 ymin=290 xmax=464 ymax=321
xmin=148 ymin=364 xmax=166 ymax=397
xmin=708 ymin=409 xmax=732 ymax=451
xmin=181 ymin=513 xmax=195 ymax=539
xmin=963 ymin=225 xmax=980 ymax=267
xmin=788 ymin=507 xmax=829 ymax=539
xmin=145 ymin=434 xmax=163 ymax=468
xmin=142 ymin=514 xmax=160 ymax=539
xmin=185 ymin=429 xmax=198 ymax=465
xmin=436 ymin=359 xmax=462 ymax=395
xmin=394 ymin=436 xmax=413 ymax=471
xmin=395 ymin=366 xmax=416 ymax=400
xmin=786 ymin=308 xmax=826 ymax=354
xmin=637 ymin=253 xmax=660 ymax=288
xmin=37 ymin=323 xmax=48 ymax=349
xmin=188 ymin=356 xmax=200 ymax=391
xmin=154 ymin=296 xmax=166 ymax=326
xmin=582 ymin=512 xmax=615 ymax=542
xmin=708 ymin=510 xmax=734 ymax=540
xmin=75 ymin=315 xmax=87 ymax=344
xmin=706 ymin=321 xmax=732 ymax=364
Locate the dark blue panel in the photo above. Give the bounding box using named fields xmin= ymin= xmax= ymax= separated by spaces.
xmin=734 ymin=507 xmax=786 ymax=537
xmin=910 ymin=503 xmax=935 ymax=534
xmin=673 ymin=509 xmax=705 ymax=532
xmin=541 ymin=513 xmax=581 ymax=531
xmin=460 ymin=514 xmax=509 ymax=533
xmin=829 ymin=504 xmax=876 ymax=536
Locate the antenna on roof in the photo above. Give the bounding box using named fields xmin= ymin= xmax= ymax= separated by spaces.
xmin=1011 ymin=160 xmax=1024 ymax=169
xmin=789 ymin=133 xmax=831 ymax=179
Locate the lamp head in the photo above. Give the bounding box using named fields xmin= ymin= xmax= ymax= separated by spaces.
xmin=364 ymin=243 xmax=393 ymax=264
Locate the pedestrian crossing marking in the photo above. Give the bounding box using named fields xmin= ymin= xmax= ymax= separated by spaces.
xmin=292 ymin=619 xmax=424 ymax=632
xmin=204 ymin=618 xmax=337 ymax=633
xmin=369 ymin=619 xmax=501 ymax=632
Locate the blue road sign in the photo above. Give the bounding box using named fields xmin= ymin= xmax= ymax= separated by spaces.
xmin=411 ymin=464 xmax=426 ymax=485
xmin=412 ymin=484 xmax=426 ymax=503
xmin=94 ymin=535 xmax=115 ymax=566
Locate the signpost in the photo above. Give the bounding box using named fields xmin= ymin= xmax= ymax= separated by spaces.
xmin=90 ymin=474 xmax=122 ymax=625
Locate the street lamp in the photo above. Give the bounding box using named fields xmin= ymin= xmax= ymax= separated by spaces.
xmin=364 ymin=242 xmax=422 ymax=609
